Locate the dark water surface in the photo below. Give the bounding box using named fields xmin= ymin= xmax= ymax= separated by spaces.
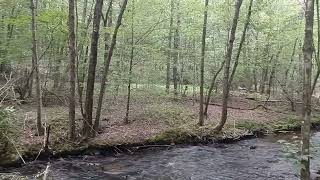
xmin=3 ymin=133 xmax=320 ymax=180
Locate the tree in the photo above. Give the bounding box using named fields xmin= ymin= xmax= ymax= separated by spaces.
xmin=83 ymin=0 xmax=104 ymax=137
xmin=124 ymin=0 xmax=135 ymax=124
xmin=68 ymin=0 xmax=76 ymax=139
xmin=94 ymin=0 xmax=129 ymax=131
xmin=312 ymin=0 xmax=320 ymax=94
xmin=30 ymin=0 xmax=44 ymax=136
xmin=214 ymin=0 xmax=243 ymax=132
xmin=173 ymin=0 xmax=180 ymax=96
xmin=204 ymin=61 xmax=224 ymax=116
xmin=93 ymin=0 xmax=113 ymax=132
xmin=77 ymin=0 xmax=90 ymax=117
xmin=300 ymin=0 xmax=314 ymax=179
xmin=228 ymin=0 xmax=254 ymax=84
xmin=166 ymin=0 xmax=174 ymax=94
xmin=199 ymin=0 xmax=209 ymax=126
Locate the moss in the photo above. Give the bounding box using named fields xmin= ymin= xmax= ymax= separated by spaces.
xmin=236 ymin=121 xmax=272 ymax=134
xmin=272 ymin=116 xmax=301 ymax=132
xmin=272 ymin=115 xmax=320 ymax=132
xmin=148 ymin=124 xmax=253 ymax=144
xmin=236 ymin=115 xmax=320 ymax=134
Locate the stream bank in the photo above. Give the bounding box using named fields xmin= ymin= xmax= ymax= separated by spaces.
xmin=1 ymin=114 xmax=320 ymax=170
xmin=3 ymin=132 xmax=320 ymax=180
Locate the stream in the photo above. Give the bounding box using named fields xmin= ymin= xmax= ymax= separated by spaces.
xmin=2 ymin=133 xmax=320 ymax=180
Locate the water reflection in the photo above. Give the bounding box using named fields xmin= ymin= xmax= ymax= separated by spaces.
xmin=5 ymin=133 xmax=320 ymax=179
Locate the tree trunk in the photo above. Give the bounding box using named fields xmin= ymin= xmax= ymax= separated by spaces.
xmin=192 ymin=39 xmax=197 ymax=105
xmin=312 ymin=0 xmax=320 ymax=94
xmin=301 ymin=0 xmax=314 ymax=179
xmin=199 ymin=0 xmax=209 ymax=126
xmin=253 ymin=67 xmax=257 ymax=91
xmin=204 ymin=28 xmax=229 ymax=116
xmin=77 ymin=0 xmax=89 ymax=117
xmin=68 ymin=0 xmax=76 ymax=139
xmin=266 ymin=48 xmax=282 ymax=97
xmin=204 ymin=60 xmax=224 ymax=116
xmin=83 ymin=0 xmax=104 ymax=137
xmin=31 ymin=0 xmax=44 ymax=136
xmin=94 ymin=0 xmax=128 ymax=132
xmin=260 ymin=44 xmax=271 ymax=94
xmin=0 ymin=7 xmax=15 ymax=74
xmin=214 ymin=0 xmax=243 ymax=132
xmin=52 ymin=47 xmax=63 ymax=91
xmin=173 ymin=0 xmax=180 ymax=96
xmin=228 ymin=0 xmax=253 ymax=84
xmin=93 ymin=0 xmax=113 ymax=132
xmin=166 ymin=0 xmax=174 ymax=94
xmin=284 ymin=38 xmax=298 ymax=84
xmin=260 ymin=68 xmax=267 ymax=94
xmin=124 ymin=0 xmax=135 ymax=124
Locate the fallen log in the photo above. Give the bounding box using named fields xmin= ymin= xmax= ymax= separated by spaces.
xmin=208 ymin=103 xmax=270 ymax=111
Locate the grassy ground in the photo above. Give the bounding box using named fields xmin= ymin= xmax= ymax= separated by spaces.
xmin=1 ymin=84 xmax=320 ymax=166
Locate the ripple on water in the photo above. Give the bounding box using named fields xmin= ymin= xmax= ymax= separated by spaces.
xmin=4 ymin=137 xmax=314 ymax=180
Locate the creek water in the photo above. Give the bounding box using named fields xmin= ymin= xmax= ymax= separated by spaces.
xmin=2 ymin=132 xmax=320 ymax=180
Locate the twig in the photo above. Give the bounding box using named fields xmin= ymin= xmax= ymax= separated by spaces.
xmin=43 ymin=163 xmax=50 ymax=180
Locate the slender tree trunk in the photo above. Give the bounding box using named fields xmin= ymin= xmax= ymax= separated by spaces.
xmin=0 ymin=7 xmax=15 ymax=74
xmin=83 ymin=0 xmax=104 ymax=137
xmin=266 ymin=48 xmax=282 ymax=97
xmin=312 ymin=69 xmax=320 ymax=94
xmin=93 ymin=0 xmax=113 ymax=131
xmin=166 ymin=0 xmax=174 ymax=94
xmin=284 ymin=38 xmax=298 ymax=84
xmin=94 ymin=0 xmax=128 ymax=132
xmin=31 ymin=0 xmax=44 ymax=136
xmin=68 ymin=0 xmax=76 ymax=139
xmin=199 ymin=0 xmax=209 ymax=126
xmin=29 ymin=65 xmax=34 ymax=98
xmin=229 ymin=0 xmax=253 ymax=84
xmin=267 ymin=63 xmax=276 ymax=97
xmin=301 ymin=0 xmax=314 ymax=179
xmin=52 ymin=47 xmax=63 ymax=91
xmin=214 ymin=0 xmax=243 ymax=132
xmin=312 ymin=0 xmax=320 ymax=94
xmin=253 ymin=67 xmax=257 ymax=91
xmin=78 ymin=46 xmax=88 ymax=116
xmin=260 ymin=68 xmax=267 ymax=94
xmin=173 ymin=0 xmax=180 ymax=96
xmin=77 ymin=0 xmax=89 ymax=117
xmin=204 ymin=60 xmax=225 ymax=116
xmin=204 ymin=29 xmax=229 ymax=116
xmin=192 ymin=39 xmax=197 ymax=105
xmin=260 ymin=44 xmax=271 ymax=94
xmin=124 ymin=0 xmax=134 ymax=124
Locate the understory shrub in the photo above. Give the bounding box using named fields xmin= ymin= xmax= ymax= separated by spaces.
xmin=0 ymin=106 xmax=15 ymax=153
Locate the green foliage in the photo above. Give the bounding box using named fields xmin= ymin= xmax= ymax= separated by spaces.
xmin=236 ymin=120 xmax=271 ymax=134
xmin=273 ymin=116 xmax=302 ymax=132
xmin=0 ymin=107 xmax=15 ymax=154
xmin=144 ymin=102 xmax=195 ymax=126
xmin=148 ymin=124 xmax=252 ymax=144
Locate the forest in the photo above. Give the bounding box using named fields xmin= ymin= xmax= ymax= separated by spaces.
xmin=0 ymin=0 xmax=319 ymax=179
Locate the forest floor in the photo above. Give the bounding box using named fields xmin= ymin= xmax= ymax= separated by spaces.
xmin=2 ymin=85 xmax=320 ymax=166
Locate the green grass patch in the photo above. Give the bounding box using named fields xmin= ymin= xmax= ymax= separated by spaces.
xmin=143 ymin=102 xmax=196 ymax=126
xmin=236 ymin=120 xmax=272 ymax=134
